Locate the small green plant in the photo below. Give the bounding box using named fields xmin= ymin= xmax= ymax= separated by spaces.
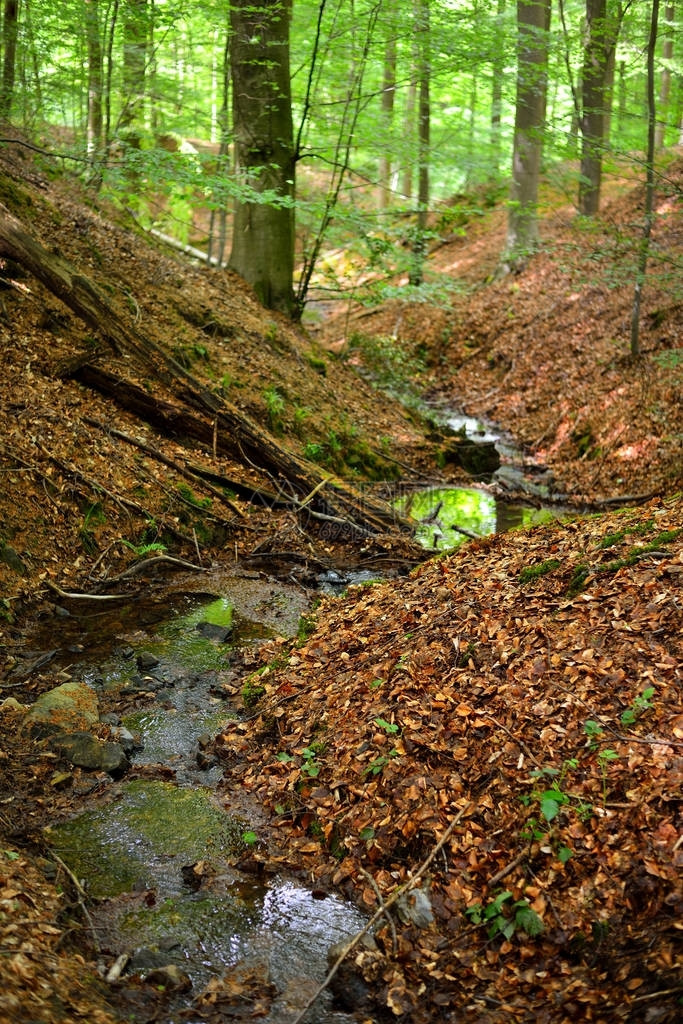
xmin=621 ymin=686 xmax=655 ymax=726
xmin=465 ymin=891 xmax=544 ymax=940
xmin=363 ymin=749 xmax=399 ymax=777
xmin=241 ymin=830 xmax=258 ymax=846
xmin=374 ymin=716 xmax=399 ymax=735
xmin=120 ymin=539 xmax=167 ymax=558
xmin=597 ymin=748 xmax=619 ymax=802
xmin=519 ymin=559 xmax=561 ymax=584
xmin=263 ymin=386 xmax=285 ymax=432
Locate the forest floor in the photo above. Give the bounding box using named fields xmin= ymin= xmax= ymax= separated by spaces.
xmin=0 ymin=137 xmax=681 ymax=1023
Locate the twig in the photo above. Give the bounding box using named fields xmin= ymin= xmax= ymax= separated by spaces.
xmin=358 ymin=867 xmax=397 ymax=955
xmin=45 ymin=579 xmax=133 ymax=601
xmin=486 ymin=849 xmax=528 ymax=888
xmin=107 ymin=554 xmax=206 ymax=581
xmin=289 ymin=801 xmax=471 ymax=1024
xmin=51 ymin=853 xmax=101 ymax=954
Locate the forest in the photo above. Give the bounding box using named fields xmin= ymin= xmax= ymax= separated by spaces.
xmin=0 ymin=2 xmax=681 ymax=1023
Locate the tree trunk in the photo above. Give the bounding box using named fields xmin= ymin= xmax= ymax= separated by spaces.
xmin=228 ymin=0 xmax=295 ymax=317
xmin=119 ymin=0 xmax=148 ymax=132
xmin=409 ymin=0 xmax=430 ymax=287
xmin=578 ymin=0 xmax=619 ymax=216
xmin=0 ymin=202 xmax=404 ymax=538
xmin=377 ymin=28 xmax=397 ymax=210
xmin=489 ymin=0 xmax=507 ymax=177
xmin=502 ymin=0 xmax=551 ymax=269
xmin=654 ymin=3 xmax=674 ymax=148
xmin=0 ymin=0 xmax=19 ymax=119
xmin=85 ymin=0 xmax=103 ymax=155
xmin=630 ymin=0 xmax=659 ymax=357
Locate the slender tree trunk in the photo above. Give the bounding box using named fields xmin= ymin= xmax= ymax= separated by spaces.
xmin=0 ymin=0 xmax=20 ymax=120
xmin=84 ymin=0 xmax=103 ymax=155
xmin=377 ymin=28 xmax=397 ymax=210
xmin=503 ymin=0 xmax=551 ymax=269
xmin=654 ymin=3 xmax=674 ymax=148
xmin=630 ymin=0 xmax=659 ymax=358
xmin=119 ymin=0 xmax=147 ymax=132
xmin=490 ymin=0 xmax=507 ymax=176
xmin=409 ymin=0 xmax=430 ymax=287
xmin=229 ymin=0 xmax=295 ymax=317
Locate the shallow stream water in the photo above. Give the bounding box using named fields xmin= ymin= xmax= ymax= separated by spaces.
xmin=45 ymin=577 xmax=365 ymax=1023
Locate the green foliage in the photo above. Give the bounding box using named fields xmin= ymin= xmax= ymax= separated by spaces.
xmin=296 ymin=613 xmax=317 ymax=645
xmin=363 ymin=748 xmax=399 ymax=777
xmin=466 ymin=891 xmax=544 ymax=940
xmin=120 ymin=539 xmax=167 ymax=558
xmin=263 ymin=386 xmax=286 ymax=434
xmin=176 ymin=483 xmax=212 ymax=510
xmin=620 ymin=686 xmax=655 ymax=726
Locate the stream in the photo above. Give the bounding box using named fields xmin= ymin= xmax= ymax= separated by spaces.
xmin=41 ymin=412 xmax=560 ymax=1022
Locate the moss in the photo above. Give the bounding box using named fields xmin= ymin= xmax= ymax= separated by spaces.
xmin=519 ymin=559 xmax=561 ymax=584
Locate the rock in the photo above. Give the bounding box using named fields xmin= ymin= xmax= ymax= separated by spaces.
xmin=195 ymin=620 xmax=232 ymax=642
xmin=142 ymin=965 xmax=192 ymax=992
xmin=136 ymin=651 xmax=160 ymax=670
xmin=395 ymin=885 xmax=434 ymax=928
xmin=111 ymin=725 xmax=142 ymax=755
xmin=0 ymin=542 xmax=27 ymax=576
xmin=49 ymin=731 xmax=129 ymax=775
xmin=23 ymin=681 xmax=99 ymax=737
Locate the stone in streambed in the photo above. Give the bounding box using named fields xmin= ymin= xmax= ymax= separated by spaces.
xmin=22 ymin=681 xmax=99 ymax=737
xmin=49 ymin=730 xmax=129 ymax=776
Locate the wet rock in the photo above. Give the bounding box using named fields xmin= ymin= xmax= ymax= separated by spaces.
xmin=395 ymin=885 xmax=434 ymax=928
xmin=111 ymin=725 xmax=142 ymax=755
xmin=195 ymin=620 xmax=233 ymax=642
xmin=23 ymin=681 xmax=99 ymax=737
xmin=136 ymin=651 xmax=160 ymax=671
xmin=143 ymin=965 xmax=192 ymax=992
xmin=49 ymin=730 xmax=129 ymax=776
xmin=327 ymin=933 xmax=379 ymax=1014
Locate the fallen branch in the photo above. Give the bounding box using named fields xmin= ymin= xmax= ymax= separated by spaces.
xmin=290 ymin=801 xmax=471 ymax=1024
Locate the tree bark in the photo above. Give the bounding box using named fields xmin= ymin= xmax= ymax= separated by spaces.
xmin=0 ymin=0 xmax=20 ymax=119
xmin=85 ymin=0 xmax=104 ymax=155
xmin=228 ymin=0 xmax=295 ymax=317
xmin=502 ymin=0 xmax=551 ymax=269
xmin=578 ymin=0 xmax=619 ymax=216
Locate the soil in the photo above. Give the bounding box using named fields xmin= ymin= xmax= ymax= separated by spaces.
xmin=0 ymin=136 xmax=681 ymax=1023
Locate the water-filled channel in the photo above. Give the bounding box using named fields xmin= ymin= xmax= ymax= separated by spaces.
xmin=397 ymin=408 xmax=561 ymax=550
xmin=45 ymin=578 xmax=366 ymax=1023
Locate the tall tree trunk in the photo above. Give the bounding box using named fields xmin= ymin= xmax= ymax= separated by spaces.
xmin=119 ymin=0 xmax=148 ymax=132
xmin=84 ymin=0 xmax=103 ymax=155
xmin=490 ymin=0 xmax=507 ymax=177
xmin=409 ymin=0 xmax=430 ymax=287
xmin=377 ymin=28 xmax=397 ymax=210
xmin=578 ymin=0 xmax=619 ymax=216
xmin=654 ymin=2 xmax=674 ymax=148
xmin=630 ymin=0 xmax=659 ymax=357
xmin=0 ymin=0 xmax=20 ymax=120
xmin=502 ymin=0 xmax=551 ymax=269
xmin=229 ymin=0 xmax=295 ymax=318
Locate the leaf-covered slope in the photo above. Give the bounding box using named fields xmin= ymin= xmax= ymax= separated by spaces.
xmin=217 ymin=496 xmax=682 ymax=1021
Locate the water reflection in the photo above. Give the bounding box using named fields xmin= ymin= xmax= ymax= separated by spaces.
xmin=396 ymin=486 xmax=556 ymax=550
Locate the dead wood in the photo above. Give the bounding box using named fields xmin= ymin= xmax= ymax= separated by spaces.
xmin=0 ymin=201 xmax=411 ymax=539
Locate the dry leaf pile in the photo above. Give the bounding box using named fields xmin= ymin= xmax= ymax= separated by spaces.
xmin=216 ymin=495 xmax=683 ymax=1021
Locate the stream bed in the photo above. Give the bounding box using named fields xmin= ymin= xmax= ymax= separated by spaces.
xmin=44 ymin=574 xmax=366 ymax=1023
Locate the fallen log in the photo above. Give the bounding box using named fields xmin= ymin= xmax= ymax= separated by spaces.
xmin=0 ymin=201 xmax=411 ymax=539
